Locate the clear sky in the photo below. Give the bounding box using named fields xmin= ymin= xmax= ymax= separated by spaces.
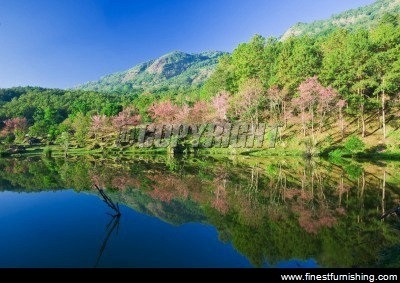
xmin=0 ymin=0 xmax=376 ymax=89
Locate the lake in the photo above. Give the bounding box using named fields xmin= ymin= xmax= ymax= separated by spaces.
xmin=0 ymin=154 xmax=399 ymax=268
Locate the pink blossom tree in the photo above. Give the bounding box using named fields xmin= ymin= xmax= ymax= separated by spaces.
xmin=232 ymin=78 xmax=265 ymax=130
xmin=294 ymin=76 xmax=340 ymax=137
xmin=174 ymin=104 xmax=190 ymax=124
xmin=1 ymin=117 xmax=28 ymax=142
xmin=296 ymin=76 xmax=321 ymax=137
xmin=267 ymin=86 xmax=289 ymax=126
xmin=189 ymin=101 xmax=213 ymax=124
xmin=211 ymin=91 xmax=230 ymax=123
xmin=317 ymin=86 xmax=339 ymax=131
xmin=91 ymin=114 xmax=109 ymax=139
xmin=111 ymin=106 xmax=141 ymax=131
xmin=148 ymin=100 xmax=180 ymax=123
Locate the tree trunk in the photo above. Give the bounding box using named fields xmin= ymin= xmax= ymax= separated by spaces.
xmin=302 ymin=112 xmax=306 ymax=137
xmin=382 ymin=89 xmax=386 ymax=141
xmin=359 ymin=88 xmax=366 ymax=138
xmin=339 ymin=108 xmax=344 ymax=139
xmin=282 ymin=101 xmax=287 ymax=128
xmin=310 ymin=107 xmax=315 ymax=142
xmin=361 ymin=108 xmax=366 ymax=138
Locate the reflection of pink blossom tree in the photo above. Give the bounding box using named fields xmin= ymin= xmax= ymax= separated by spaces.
xmin=212 ymin=170 xmax=229 ymax=214
xmin=292 ymin=204 xmax=337 ymax=234
xmin=147 ymin=174 xmax=189 ymax=203
xmin=91 ymin=173 xmax=106 ymax=189
xmin=212 ymin=185 xmax=229 ymax=214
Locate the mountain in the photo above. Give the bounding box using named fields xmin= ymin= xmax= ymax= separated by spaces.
xmin=77 ymin=50 xmax=227 ymax=94
xmin=281 ymin=0 xmax=400 ymax=40
xmin=76 ymin=1 xmax=399 ymax=95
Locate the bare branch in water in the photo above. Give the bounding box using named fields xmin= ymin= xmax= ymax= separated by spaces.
xmin=94 ymin=184 xmax=121 ymax=216
xmin=94 ymin=213 xmax=121 ymax=267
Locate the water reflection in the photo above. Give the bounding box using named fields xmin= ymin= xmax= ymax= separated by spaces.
xmin=95 ymin=212 xmax=121 ymax=268
xmin=94 ymin=185 xmax=122 ymax=267
xmin=0 ymin=154 xmax=400 ymax=267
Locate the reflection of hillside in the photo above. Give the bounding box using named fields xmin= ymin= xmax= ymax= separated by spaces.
xmin=112 ymin=188 xmax=206 ymax=226
xmin=0 ymin=155 xmax=400 ymax=267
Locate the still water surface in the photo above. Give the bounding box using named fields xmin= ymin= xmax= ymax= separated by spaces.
xmin=0 ymin=155 xmax=399 ymax=268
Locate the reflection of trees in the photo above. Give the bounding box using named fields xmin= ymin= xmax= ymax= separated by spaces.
xmin=211 ymin=169 xmax=229 ymax=214
xmin=0 ymin=157 xmax=63 ymax=191
xmin=0 ymin=155 xmax=400 ymax=267
xmin=204 ymin=158 xmax=400 ymax=267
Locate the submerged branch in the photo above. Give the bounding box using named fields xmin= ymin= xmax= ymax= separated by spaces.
xmin=94 ymin=213 xmax=121 ymax=268
xmin=94 ymin=184 xmax=121 ymax=216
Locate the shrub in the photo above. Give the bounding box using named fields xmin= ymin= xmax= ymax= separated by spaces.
xmin=344 ymin=135 xmax=365 ymax=154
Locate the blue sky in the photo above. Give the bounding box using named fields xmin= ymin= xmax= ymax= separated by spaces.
xmin=0 ymin=0 xmax=376 ymax=89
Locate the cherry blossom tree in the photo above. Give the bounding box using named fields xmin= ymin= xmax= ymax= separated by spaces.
xmin=189 ymin=101 xmax=213 ymax=124
xmin=296 ymin=76 xmax=321 ymax=137
xmin=267 ymin=85 xmax=289 ymax=126
xmin=211 ymin=91 xmax=230 ymax=122
xmin=232 ymin=78 xmax=265 ymax=130
xmin=1 ymin=117 xmax=28 ymax=142
xmin=317 ymin=86 xmax=338 ymax=131
xmin=91 ymin=114 xmax=109 ymax=139
xmin=111 ymin=106 xmax=141 ymax=131
xmin=148 ymin=101 xmax=180 ymax=123
xmin=293 ymin=76 xmax=340 ymax=137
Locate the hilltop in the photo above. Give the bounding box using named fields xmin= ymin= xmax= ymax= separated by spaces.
xmin=281 ymin=0 xmax=400 ymax=40
xmin=77 ymin=51 xmax=227 ymax=94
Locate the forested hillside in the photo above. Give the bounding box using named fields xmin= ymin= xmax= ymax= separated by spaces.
xmin=77 ymin=51 xmax=226 ymax=94
xmin=281 ymin=0 xmax=400 ymax=39
xmin=1 ymin=1 xmax=400 ymax=158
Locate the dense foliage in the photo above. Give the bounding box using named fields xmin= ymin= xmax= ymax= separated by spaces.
xmin=1 ymin=2 xmax=400 ymax=156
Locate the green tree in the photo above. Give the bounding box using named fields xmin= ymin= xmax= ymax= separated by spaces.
xmin=203 ymin=54 xmax=237 ymax=95
xmin=346 ymin=30 xmax=375 ymax=138
xmin=344 ymin=135 xmax=365 ymax=155
xmin=275 ymin=36 xmax=321 ymax=93
xmin=58 ymin=131 xmax=70 ymax=157
xmin=231 ymin=34 xmax=266 ymax=87
xmin=101 ymin=102 xmax=123 ymax=117
xmin=370 ymin=17 xmax=400 ymax=141
xmin=320 ymin=29 xmax=351 ymax=93
xmin=71 ymin=113 xmax=91 ymax=147
xmin=29 ymin=107 xmax=63 ymax=140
